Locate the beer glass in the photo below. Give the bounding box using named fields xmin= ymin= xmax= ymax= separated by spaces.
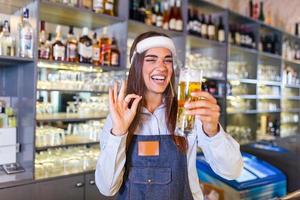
xmin=175 ymin=68 xmax=203 ymax=136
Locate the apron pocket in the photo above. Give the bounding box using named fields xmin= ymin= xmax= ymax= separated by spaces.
xmin=128 ymin=167 xmax=171 ymax=200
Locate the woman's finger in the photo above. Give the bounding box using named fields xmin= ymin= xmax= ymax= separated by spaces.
xmin=123 ymin=94 xmax=141 ymax=108
xmin=118 ymin=80 xmax=127 ymax=101
xmin=113 ymin=81 xmax=118 ymax=103
xmin=185 ymin=108 xmax=212 ymax=116
xmin=191 ymin=91 xmax=217 ymax=104
xmin=185 ymin=100 xmax=220 ymax=111
xmin=130 ymin=96 xmax=142 ymax=113
xmin=196 ymin=115 xmax=220 ymax=124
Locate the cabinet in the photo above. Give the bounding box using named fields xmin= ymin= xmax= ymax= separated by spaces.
xmin=0 ymin=183 xmax=35 ymax=200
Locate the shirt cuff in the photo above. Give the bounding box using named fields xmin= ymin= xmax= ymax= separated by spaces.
xmin=107 ymin=130 xmax=128 ymax=147
xmin=198 ymin=123 xmax=226 ymax=143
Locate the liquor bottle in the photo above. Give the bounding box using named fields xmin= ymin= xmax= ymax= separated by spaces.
xmin=80 ymin=0 xmax=92 ymax=9
xmin=138 ymin=0 xmax=146 ymax=23
xmin=52 ymin=25 xmax=65 ymax=61
xmin=249 ymin=0 xmax=253 ymax=18
xmin=38 ymin=21 xmax=50 ymax=60
xmin=144 ymin=0 xmax=152 ymax=25
xmin=175 ymin=0 xmax=183 ymax=31
xmin=217 ymin=17 xmax=225 ymax=42
xmin=187 ymin=8 xmax=193 ymax=34
xmin=151 ymin=3 xmax=157 ymax=26
xmin=0 ymin=25 xmax=3 ymax=56
xmin=103 ymin=0 xmax=114 ymax=16
xmin=253 ymin=1 xmax=259 ymax=20
xmin=207 ymin=15 xmax=215 ymax=40
xmin=78 ymin=27 xmax=92 ymax=63
xmin=168 ymin=0 xmax=176 ymax=31
xmin=194 ymin=9 xmax=202 ymax=35
xmin=46 ymin=33 xmax=53 ymax=60
xmin=99 ymin=29 xmax=111 ymax=66
xmin=110 ymin=36 xmax=120 ymax=67
xmin=19 ymin=8 xmax=33 ymax=58
xmin=130 ymin=0 xmax=139 ymax=20
xmin=1 ymin=20 xmax=15 ymax=56
xmin=258 ymin=0 xmax=265 ymax=22
xmin=66 ymin=26 xmax=78 ymax=62
xmin=92 ymin=32 xmax=100 ymax=65
xmin=201 ymin=14 xmax=208 ymax=39
xmin=295 ymin=23 xmax=299 ymax=37
xmin=162 ymin=1 xmax=170 ymax=30
xmin=156 ymin=2 xmax=163 ymax=28
xmin=93 ymin=0 xmax=104 ymax=13
xmin=235 ymin=25 xmax=241 ymax=45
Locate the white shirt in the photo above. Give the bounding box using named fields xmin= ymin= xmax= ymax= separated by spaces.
xmin=95 ymin=104 xmax=243 ymax=200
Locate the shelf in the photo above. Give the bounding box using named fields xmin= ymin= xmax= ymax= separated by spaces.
xmin=257 ymin=95 xmax=281 ymax=100
xmin=282 ymin=109 xmax=300 ymax=113
xmin=258 ymin=51 xmax=282 ymax=60
xmin=36 ymin=112 xmax=108 ymax=122
xmin=227 ymin=78 xmax=257 ymax=84
xmin=229 ymin=44 xmax=258 ymax=55
xmin=0 ymin=55 xmax=34 ymax=65
xmin=0 ymin=0 xmax=32 ymax=14
xmin=203 ymin=76 xmax=226 ymax=81
xmin=37 ymin=60 xmax=125 ymax=72
xmin=128 ymin=20 xmax=184 ymax=38
xmin=35 ymin=135 xmax=99 ymax=151
xmin=283 ymin=84 xmax=300 ymax=89
xmin=256 ymin=110 xmax=281 ymax=113
xmin=187 ymin=34 xmax=226 ymax=49
xmin=39 ymin=1 xmax=124 ymax=29
xmin=282 ymin=96 xmax=300 ymax=100
xmin=257 ymin=80 xmax=282 ymax=86
xmin=227 ymin=110 xmax=258 ymax=114
xmin=227 ymin=95 xmax=256 ymax=99
xmin=36 ymin=88 xmax=107 ymax=94
xmin=282 ymin=58 xmax=300 ymax=66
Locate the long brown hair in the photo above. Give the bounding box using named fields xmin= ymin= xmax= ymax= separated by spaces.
xmin=126 ymin=31 xmax=188 ymax=153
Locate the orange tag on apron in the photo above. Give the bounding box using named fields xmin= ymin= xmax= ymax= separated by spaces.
xmin=138 ymin=141 xmax=159 ymax=156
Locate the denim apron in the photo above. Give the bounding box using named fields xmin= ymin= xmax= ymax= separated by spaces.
xmin=117 ymin=135 xmax=194 ymax=200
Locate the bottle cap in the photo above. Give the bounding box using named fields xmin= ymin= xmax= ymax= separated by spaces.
xmin=82 ymin=27 xmax=89 ymax=36
xmin=23 ymin=8 xmax=29 ymax=19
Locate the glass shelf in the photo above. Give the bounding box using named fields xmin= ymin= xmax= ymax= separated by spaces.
xmin=37 ymin=60 xmax=125 ymax=73
xmin=0 ymin=55 xmax=34 ymax=65
xmin=227 ymin=95 xmax=257 ymax=99
xmin=36 ymin=135 xmax=99 ymax=151
xmin=258 ymin=51 xmax=282 ymax=60
xmin=36 ymin=112 xmax=108 ymax=122
xmin=257 ymin=80 xmax=282 ymax=86
xmin=227 ymin=78 xmax=257 ymax=84
xmin=39 ymin=0 xmax=124 ymax=29
xmin=229 ymin=44 xmax=258 ymax=55
xmin=36 ymin=88 xmax=107 ymax=94
xmin=187 ymin=34 xmax=226 ymax=49
xmin=257 ymin=95 xmax=281 ymax=100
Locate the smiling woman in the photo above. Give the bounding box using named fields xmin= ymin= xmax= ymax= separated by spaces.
xmin=95 ymin=31 xmax=243 ymax=200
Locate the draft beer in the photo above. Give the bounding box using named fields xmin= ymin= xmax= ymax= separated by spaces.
xmin=175 ymin=68 xmax=202 ymax=136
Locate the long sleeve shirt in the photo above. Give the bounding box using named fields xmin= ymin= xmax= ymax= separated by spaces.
xmin=95 ymin=104 xmax=243 ymax=200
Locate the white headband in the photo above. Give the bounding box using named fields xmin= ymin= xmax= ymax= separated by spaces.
xmin=130 ymin=36 xmax=176 ymax=64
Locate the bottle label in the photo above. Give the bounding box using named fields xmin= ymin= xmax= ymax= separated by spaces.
xmin=218 ymin=30 xmax=225 ymax=42
xmin=169 ymin=19 xmax=176 ymax=30
xmin=111 ymin=52 xmax=119 ymax=66
xmin=79 ymin=43 xmax=92 ymax=58
xmin=39 ymin=46 xmax=50 ymax=59
xmin=175 ymin=20 xmax=183 ymax=31
xmin=201 ymin=24 xmax=207 ymax=36
xmin=92 ymin=47 xmax=100 ymax=61
xmin=152 ymin=14 xmax=157 ymax=25
xmin=68 ymin=43 xmax=77 ymax=59
xmin=208 ymin=25 xmax=215 ymax=36
xmin=105 ymin=2 xmax=113 ymax=10
xmin=53 ymin=45 xmax=65 ymax=59
xmin=163 ymin=22 xmax=169 ymax=30
xmin=21 ymin=30 xmax=33 ymax=51
xmin=93 ymin=0 xmax=103 ymax=9
xmin=156 ymin=16 xmax=163 ymax=27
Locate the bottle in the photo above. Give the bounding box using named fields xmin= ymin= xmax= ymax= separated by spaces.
xmin=93 ymin=0 xmax=104 ymax=13
xmin=201 ymin=14 xmax=208 ymax=39
xmin=65 ymin=26 xmax=78 ymax=62
xmin=46 ymin=33 xmax=53 ymax=60
xmin=207 ymin=15 xmax=215 ymax=40
xmin=151 ymin=3 xmax=157 ymax=26
xmin=217 ymin=17 xmax=225 ymax=42
xmin=110 ymin=36 xmax=120 ymax=67
xmin=92 ymin=32 xmax=100 ymax=65
xmin=162 ymin=1 xmax=170 ymax=30
xmin=38 ymin=21 xmax=50 ymax=60
xmin=52 ymin=25 xmax=65 ymax=61
xmin=130 ymin=0 xmax=139 ymax=20
xmin=1 ymin=20 xmax=15 ymax=56
xmin=80 ymin=0 xmax=92 ymax=9
xmin=249 ymin=0 xmax=253 ymax=18
xmin=187 ymin=8 xmax=193 ymax=34
xmin=175 ymin=0 xmax=183 ymax=31
xmin=258 ymin=0 xmax=265 ymax=22
xmin=103 ymin=0 xmax=114 ymax=16
xmin=138 ymin=0 xmax=146 ymax=23
xmin=78 ymin=27 xmax=92 ymax=63
xmin=144 ymin=0 xmax=152 ymax=25
xmin=156 ymin=2 xmax=163 ymax=28
xmin=295 ymin=23 xmax=299 ymax=37
xmin=19 ymin=8 xmax=33 ymax=58
xmin=194 ymin=9 xmax=201 ymax=35
xmin=99 ymin=28 xmax=111 ymax=66
xmin=168 ymin=0 xmax=176 ymax=31
xmin=0 ymin=25 xmax=3 ymax=56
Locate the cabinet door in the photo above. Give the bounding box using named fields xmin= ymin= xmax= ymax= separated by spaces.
xmin=85 ymin=173 xmax=116 ymax=200
xmin=0 ymin=183 xmax=35 ymax=200
xmin=36 ymin=175 xmax=84 ymax=200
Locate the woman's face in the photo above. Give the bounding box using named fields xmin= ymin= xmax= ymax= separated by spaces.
xmin=142 ymin=47 xmax=173 ymax=95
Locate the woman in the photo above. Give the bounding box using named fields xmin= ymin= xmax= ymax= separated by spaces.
xmin=95 ymin=31 xmax=243 ymax=200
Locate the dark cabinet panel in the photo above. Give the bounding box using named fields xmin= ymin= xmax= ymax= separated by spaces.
xmin=36 ymin=175 xmax=84 ymax=200
xmin=0 ymin=183 xmax=35 ymax=200
xmin=85 ymin=173 xmax=116 ymax=200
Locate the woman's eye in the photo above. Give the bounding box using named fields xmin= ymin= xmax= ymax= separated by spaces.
xmin=164 ymin=59 xmax=173 ymax=63
xmin=145 ymin=59 xmax=156 ymax=62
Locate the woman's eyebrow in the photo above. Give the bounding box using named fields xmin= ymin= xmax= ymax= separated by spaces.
xmin=144 ymin=54 xmax=173 ymax=58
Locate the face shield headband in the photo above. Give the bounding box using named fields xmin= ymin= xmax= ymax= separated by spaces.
xmin=130 ymin=36 xmax=177 ymax=65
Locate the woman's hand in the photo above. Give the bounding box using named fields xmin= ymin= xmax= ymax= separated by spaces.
xmin=184 ymin=91 xmax=220 ymax=137
xmin=109 ymin=80 xmax=142 ymax=136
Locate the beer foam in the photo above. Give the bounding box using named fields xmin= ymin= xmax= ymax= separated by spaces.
xmin=179 ymin=68 xmax=203 ymax=83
